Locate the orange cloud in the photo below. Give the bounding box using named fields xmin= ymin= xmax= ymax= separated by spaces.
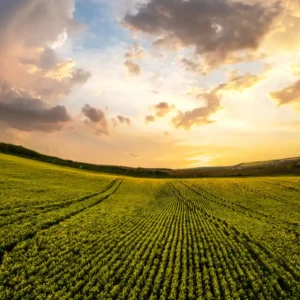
xmin=153 ymin=102 xmax=176 ymax=117
xmin=124 ymin=60 xmax=141 ymax=75
xmin=145 ymin=115 xmax=156 ymax=123
xmin=222 ymin=68 xmax=268 ymax=92
xmin=172 ymin=89 xmax=221 ymax=130
xmin=270 ymin=79 xmax=300 ymax=106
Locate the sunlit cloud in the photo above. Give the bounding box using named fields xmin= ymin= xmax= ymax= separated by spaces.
xmin=1 ymin=0 xmax=300 ymax=168
xmin=124 ymin=60 xmax=141 ymax=75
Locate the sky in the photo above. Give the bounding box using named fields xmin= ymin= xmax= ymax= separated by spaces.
xmin=0 ymin=0 xmax=300 ymax=168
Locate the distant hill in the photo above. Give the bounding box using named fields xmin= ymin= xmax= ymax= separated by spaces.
xmin=0 ymin=142 xmax=170 ymax=178
xmin=0 ymin=142 xmax=300 ymax=178
xmin=170 ymin=157 xmax=300 ymax=177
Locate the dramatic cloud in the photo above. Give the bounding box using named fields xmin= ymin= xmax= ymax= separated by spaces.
xmin=0 ymin=1 xmax=81 ymax=55
xmin=124 ymin=60 xmax=141 ymax=75
xmin=82 ymin=104 xmax=109 ymax=135
xmin=145 ymin=115 xmax=156 ymax=123
xmin=117 ymin=115 xmax=131 ymax=126
xmin=153 ymin=102 xmax=176 ymax=117
xmin=262 ymin=0 xmax=300 ymax=53
xmin=172 ymin=68 xmax=266 ymax=130
xmin=145 ymin=69 xmax=265 ymax=130
xmin=172 ymin=89 xmax=221 ymax=129
xmin=0 ymin=81 xmax=70 ymax=132
xmin=270 ymin=80 xmax=300 ymax=106
xmin=125 ymin=43 xmax=144 ymax=60
xmin=0 ymin=0 xmax=90 ymax=131
xmin=124 ymin=0 xmax=282 ymax=68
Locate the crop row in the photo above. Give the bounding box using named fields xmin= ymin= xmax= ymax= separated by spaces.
xmin=0 ymin=178 xmax=123 ymax=262
xmin=0 ymin=179 xmax=299 ymax=299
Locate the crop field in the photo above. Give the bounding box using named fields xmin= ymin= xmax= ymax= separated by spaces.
xmin=0 ymin=154 xmax=299 ymax=299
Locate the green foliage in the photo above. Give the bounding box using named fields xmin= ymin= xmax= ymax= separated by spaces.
xmin=0 ymin=143 xmax=170 ymax=178
xmin=0 ymin=155 xmax=299 ymax=299
xmin=1 ymin=142 xmax=300 ymax=178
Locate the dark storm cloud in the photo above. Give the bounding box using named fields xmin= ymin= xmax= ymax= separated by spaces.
xmin=124 ymin=0 xmax=281 ymax=68
xmin=0 ymin=81 xmax=70 ymax=132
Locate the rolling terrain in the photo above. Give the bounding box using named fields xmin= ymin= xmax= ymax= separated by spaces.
xmin=0 ymin=153 xmax=299 ymax=299
xmin=1 ymin=142 xmax=300 ymax=178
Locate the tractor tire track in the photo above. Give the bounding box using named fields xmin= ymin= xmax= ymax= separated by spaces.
xmin=0 ymin=179 xmax=121 ymax=228
xmin=0 ymin=178 xmax=123 ymax=264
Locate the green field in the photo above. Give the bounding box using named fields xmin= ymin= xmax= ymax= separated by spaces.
xmin=0 ymin=154 xmax=299 ymax=299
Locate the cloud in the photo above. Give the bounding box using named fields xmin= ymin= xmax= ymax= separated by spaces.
xmin=112 ymin=116 xmax=131 ymax=127
xmin=270 ymin=79 xmax=300 ymax=106
xmin=172 ymin=68 xmax=266 ymax=130
xmin=261 ymin=0 xmax=300 ymax=54
xmin=44 ymin=60 xmax=91 ymax=84
xmin=144 ymin=68 xmax=265 ymax=130
xmin=124 ymin=0 xmax=282 ymax=69
xmin=117 ymin=115 xmax=131 ymax=126
xmin=172 ymin=88 xmax=221 ymax=129
xmin=153 ymin=101 xmax=176 ymax=117
xmin=145 ymin=115 xmax=156 ymax=123
xmin=44 ymin=61 xmax=76 ymax=81
xmin=222 ymin=69 xmax=267 ymax=92
xmin=125 ymin=43 xmax=144 ymax=60
xmin=82 ymin=104 xmax=109 ymax=135
xmin=67 ymin=68 xmax=91 ymax=85
xmin=181 ymin=58 xmax=204 ymax=74
xmin=0 ymin=0 xmax=91 ymax=131
xmin=124 ymin=60 xmax=141 ymax=75
xmin=0 ymin=81 xmax=70 ymax=132
xmin=0 ymin=1 xmax=82 ymax=53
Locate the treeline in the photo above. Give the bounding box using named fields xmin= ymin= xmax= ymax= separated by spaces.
xmin=1 ymin=142 xmax=300 ymax=178
xmin=0 ymin=143 xmax=170 ymax=178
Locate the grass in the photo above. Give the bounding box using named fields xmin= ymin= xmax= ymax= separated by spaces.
xmin=0 ymin=153 xmax=299 ymax=299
